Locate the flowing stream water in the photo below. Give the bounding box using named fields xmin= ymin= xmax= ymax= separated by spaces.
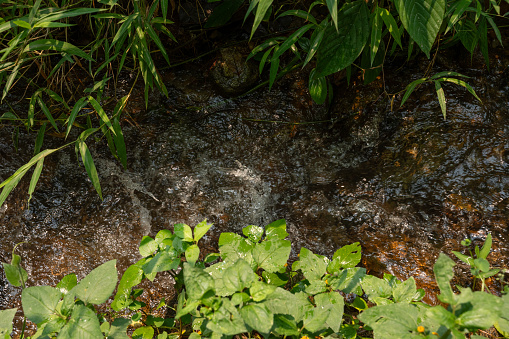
xmin=1 ymin=46 xmax=508 ymax=335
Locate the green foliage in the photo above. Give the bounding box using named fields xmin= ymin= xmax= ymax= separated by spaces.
xmin=2 ymin=220 xmax=509 ymax=338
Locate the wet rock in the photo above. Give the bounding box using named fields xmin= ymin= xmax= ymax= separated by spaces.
xmin=210 ymin=47 xmax=258 ymax=95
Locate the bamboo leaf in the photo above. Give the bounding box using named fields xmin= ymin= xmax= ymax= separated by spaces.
xmin=440 ymin=77 xmax=482 ymax=102
xmin=13 ymin=20 xmax=31 ymax=29
xmin=379 ymin=8 xmax=402 ymax=48
xmin=36 ymin=96 xmax=58 ymax=131
xmin=370 ymin=5 xmax=382 ymax=66
xmin=23 ymin=39 xmax=93 ymax=61
xmin=34 ymin=123 xmax=46 ymax=155
xmin=2 ymin=62 xmax=21 ymax=101
xmin=303 ymin=26 xmax=325 ymax=68
xmin=27 ymin=158 xmax=44 ymax=207
xmin=249 ymin=0 xmax=274 ymax=40
xmin=111 ymin=14 xmax=137 ymax=52
xmin=272 ymin=24 xmax=313 ymax=60
xmin=66 ymin=97 xmax=88 ymax=139
xmin=276 ymin=10 xmax=317 ymax=25
xmin=434 ymin=80 xmax=447 ymax=120
xmin=78 ymin=140 xmax=103 ymax=200
xmin=269 ymin=55 xmax=279 ymax=90
xmin=88 ymin=96 xmax=115 ymax=136
xmin=400 ymin=78 xmax=427 ymax=107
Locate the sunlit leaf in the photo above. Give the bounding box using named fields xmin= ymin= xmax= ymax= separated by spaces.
xmin=23 ymin=39 xmax=93 ymax=61
xmin=434 ymin=80 xmax=447 ymax=120
xmin=77 ymin=139 xmax=102 ymax=200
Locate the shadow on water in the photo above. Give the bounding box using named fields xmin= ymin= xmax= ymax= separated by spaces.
xmin=1 ymin=48 xmax=509 ymax=334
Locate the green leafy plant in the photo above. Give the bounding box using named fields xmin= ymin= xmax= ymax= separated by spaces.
xmin=452 ymin=233 xmax=500 ymax=292
xmin=2 ymin=220 xmax=509 ymax=338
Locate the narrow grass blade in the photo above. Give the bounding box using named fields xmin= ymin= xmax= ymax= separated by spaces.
xmin=249 ymin=0 xmax=274 ymax=40
xmin=434 ymin=80 xmax=446 ymax=120
xmin=23 ymin=39 xmax=93 ymax=61
xmin=78 ymin=140 xmax=102 ymax=200
xmin=2 ymin=62 xmax=20 ymax=101
xmin=259 ymin=47 xmax=274 ymax=74
xmin=28 ymin=94 xmax=37 ymax=128
xmin=400 ymin=78 xmax=427 ymax=107
xmin=34 ymin=123 xmax=46 ymax=155
xmin=0 ymin=168 xmax=28 ymax=207
xmin=110 ymin=14 xmax=136 ymax=52
xmin=440 ymin=77 xmax=481 ymax=102
xmin=88 ymin=96 xmax=115 ymax=135
xmin=430 ymin=71 xmax=468 ymax=80
xmin=66 ymin=97 xmax=88 ymax=139
xmin=146 ymin=24 xmax=170 ymax=65
xmin=36 ymin=96 xmax=58 ymax=131
xmin=272 ymin=24 xmax=313 ymax=60
xmin=277 ymin=10 xmax=317 ymax=25
xmin=27 ymin=158 xmax=44 ymax=207
xmin=43 ymin=88 xmax=69 ymax=109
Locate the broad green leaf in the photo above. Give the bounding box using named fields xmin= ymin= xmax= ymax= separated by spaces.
xmin=241 ymin=303 xmax=273 ymax=334
xmin=453 ymin=287 xmax=503 ymax=330
xmin=264 ymin=219 xmax=288 ymax=240
xmin=3 ymin=262 xmax=28 ymax=287
xmin=361 ymin=275 xmax=392 ymax=302
xmin=185 ymin=244 xmax=200 ymax=266
xmin=302 ymin=306 xmax=329 ymax=333
xmin=223 ymin=259 xmax=258 ymax=293
xmin=242 ymin=225 xmax=263 ymax=243
xmin=205 ymin=0 xmax=244 ymax=27
xmin=479 ymin=233 xmax=492 ymax=259
xmin=370 ymin=6 xmax=382 ymax=66
xmin=400 ymin=78 xmax=427 ymax=107
xmin=184 ymin=263 xmax=215 ymax=300
xmin=218 ymin=232 xmax=255 ymax=265
xmin=473 ymin=257 xmax=490 ymax=272
xmin=315 ymin=292 xmax=344 ymax=332
xmin=253 ymin=238 xmax=291 ymax=273
xmin=194 ymin=219 xmax=213 ymax=243
xmin=74 ymin=260 xmax=117 ymax=305
xmin=27 ymin=158 xmax=43 ymax=206
xmin=328 ymin=242 xmax=361 ymax=272
xmin=23 ymin=39 xmax=93 ymax=61
xmin=107 ymin=318 xmax=130 ymax=339
xmin=394 ymin=0 xmax=445 ymax=58
xmin=132 ymin=326 xmax=154 ymax=339
xmin=56 ymin=274 xmax=77 ymax=295
xmin=0 ymin=308 xmax=16 ymax=338
xmin=359 ymin=303 xmax=422 ymax=338
xmin=272 ymin=314 xmax=299 ymax=336
xmin=434 ymin=253 xmax=455 ymax=304
xmin=458 ymin=19 xmax=478 ymax=55
xmin=174 ymin=223 xmax=193 ymax=242
xmin=315 ymin=1 xmax=370 ymax=78
xmin=112 ymin=264 xmax=144 ymax=311
xmin=329 ymin=267 xmax=366 ymax=294
xmin=249 ymin=281 xmax=276 ymax=302
xmin=393 ymin=277 xmax=418 ymax=303
xmin=21 ymin=286 xmax=62 ymax=324
xmin=309 ymin=69 xmax=327 ymax=104
xmin=142 ymin=251 xmax=180 ymax=274
xmin=434 ymin=80 xmax=447 ymax=120
xmin=139 ymin=236 xmax=158 ymax=257
xmin=207 ymin=298 xmax=247 ymax=335
xmin=264 ymin=288 xmax=311 ymax=322
xmin=292 ymin=247 xmax=327 ymax=281
xmin=58 ymin=304 xmax=103 ymax=339
xmin=77 ymin=140 xmax=102 ymax=200
xmin=326 ymin=0 xmax=338 ymax=30
xmin=452 ymin=250 xmax=473 ymax=265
